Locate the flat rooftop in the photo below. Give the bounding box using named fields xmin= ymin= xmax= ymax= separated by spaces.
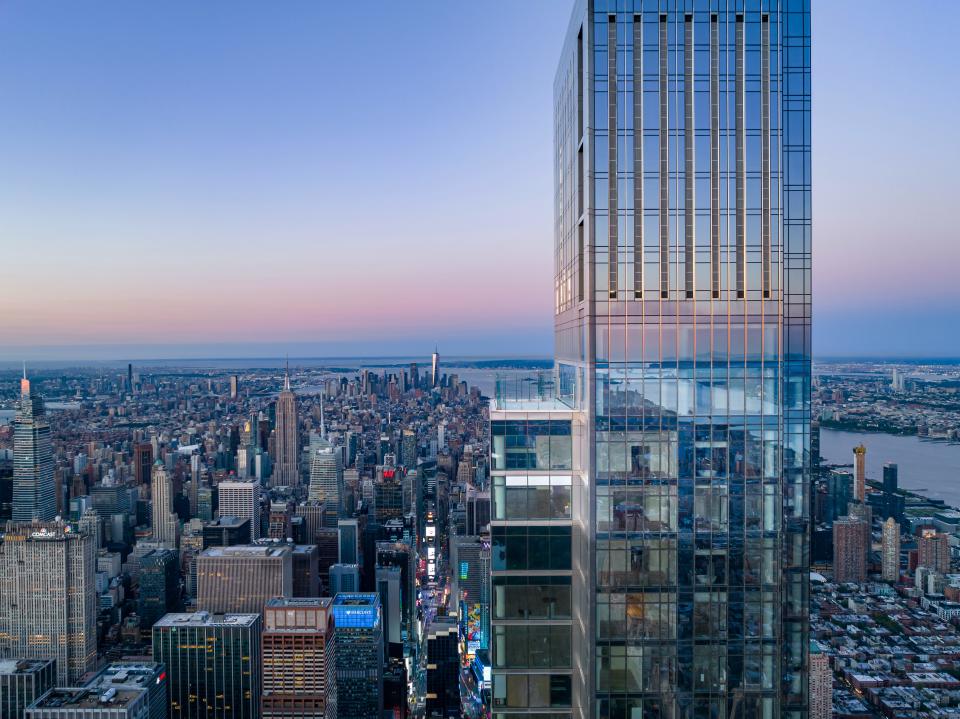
xmin=265 ymin=597 xmax=331 ymax=609
xmin=199 ymin=545 xmax=288 ymax=558
xmin=29 ymin=687 xmax=144 ymax=710
xmin=154 ymin=611 xmax=259 ymax=628
xmin=0 ymin=658 xmax=54 ymax=675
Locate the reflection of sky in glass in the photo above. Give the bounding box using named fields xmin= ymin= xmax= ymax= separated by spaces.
xmin=0 ymin=1 xmax=956 ymax=356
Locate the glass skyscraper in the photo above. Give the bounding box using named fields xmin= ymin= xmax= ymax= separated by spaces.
xmin=492 ymin=1 xmax=811 ymax=717
xmin=12 ymin=374 xmax=55 ymax=522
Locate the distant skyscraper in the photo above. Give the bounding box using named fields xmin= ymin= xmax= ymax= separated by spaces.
xmin=151 ymin=460 xmax=179 ymax=547
xmin=196 ymin=545 xmax=292 ymax=614
xmin=881 ymin=517 xmax=900 ymax=582
xmin=217 ymin=478 xmax=261 ymax=540
xmin=0 ymin=521 xmax=97 ymax=684
xmin=430 ymin=348 xmax=439 ymax=388
xmin=833 ymin=516 xmax=868 ymax=583
xmin=326 ymin=594 xmax=383 ymax=719
xmin=809 ymin=642 xmax=832 ymax=719
xmin=139 ymin=548 xmax=180 ymax=631
xmin=134 ymin=443 xmax=153 ymax=487
xmin=229 ymin=375 xmax=239 ymax=399
xmin=153 ymin=612 xmax=261 ymax=719
xmin=918 ymin=529 xmax=950 ymax=574
xmin=307 ymin=440 xmax=342 ymax=511
xmin=261 ymin=598 xmax=331 ymax=719
xmin=12 ymin=373 xmax=55 ymax=522
xmin=274 ymin=365 xmax=299 ymax=487
xmin=853 ymin=443 xmax=867 ymax=502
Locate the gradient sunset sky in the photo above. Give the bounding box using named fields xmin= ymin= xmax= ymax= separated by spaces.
xmin=0 ymin=1 xmax=957 ymax=360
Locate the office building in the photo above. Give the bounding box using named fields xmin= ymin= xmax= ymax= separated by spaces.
xmin=881 ymin=517 xmax=900 ymax=583
xmin=375 ymin=566 xmax=402 ymax=653
xmin=217 ymin=479 xmax=261 ymax=540
xmin=337 ymin=519 xmax=359 ymax=565
xmin=326 ymin=594 xmax=383 ymax=719
xmin=0 ymin=522 xmax=97 ymax=684
xmin=853 ymin=443 xmax=867 ymax=503
xmin=425 ymin=616 xmax=460 ymax=719
xmin=431 ymin=349 xmax=440 ymax=388
xmin=82 ymin=663 xmax=167 ymax=719
xmin=229 ymin=375 xmax=239 ymax=399
xmin=261 ymin=598 xmax=331 ymax=719
xmin=328 ymin=563 xmax=359 ymax=596
xmin=0 ymin=659 xmax=56 ymax=719
xmin=134 ymin=444 xmax=154 ymax=487
xmin=151 ymin=461 xmax=179 ymax=547
xmin=809 ymin=642 xmax=832 ymax=719
xmin=152 ymin=612 xmax=261 ymax=719
xmin=918 ymin=529 xmax=951 ymax=574
xmin=491 ymin=2 xmax=813 ymax=713
xmin=274 ymin=367 xmax=299 ymax=488
xmin=12 ymin=374 xmax=55 ymax=522
xmin=201 ymin=516 xmax=251 ymax=548
xmin=306 ymin=441 xmax=342 ymax=512
xmin=196 ymin=545 xmax=292 ymax=614
xmin=138 ymin=548 xmax=180 ymax=631
xmin=833 ymin=516 xmax=868 ymax=583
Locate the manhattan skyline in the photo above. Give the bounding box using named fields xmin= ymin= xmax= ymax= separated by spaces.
xmin=1 ymin=0 xmax=957 ymax=360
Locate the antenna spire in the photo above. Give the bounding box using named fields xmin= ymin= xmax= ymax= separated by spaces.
xmin=283 ymin=356 xmax=291 ymax=392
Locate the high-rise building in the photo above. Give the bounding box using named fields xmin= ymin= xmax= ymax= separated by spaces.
xmin=400 ymin=429 xmax=417 ymax=468
xmin=808 ymin=642 xmax=832 ymax=719
xmin=0 ymin=521 xmax=97 ymax=684
xmin=307 ymin=441 xmax=342 ymax=512
xmin=229 ymin=375 xmax=239 ymax=399
xmin=918 ymin=529 xmax=951 ymax=574
xmin=425 ymin=616 xmax=460 ymax=719
xmin=833 ymin=516 xmax=868 ymax=583
xmin=375 ymin=566 xmax=402 ymax=653
xmin=337 ymin=518 xmax=359 ymax=565
xmin=881 ymin=517 xmax=900 ymax=583
xmin=274 ymin=367 xmax=299 ymax=487
xmin=217 ymin=479 xmax=261 ymax=540
xmin=153 ymin=612 xmax=261 ymax=719
xmin=0 ymin=658 xmax=56 ymax=719
xmin=196 ymin=545 xmax=292 ymax=614
xmin=853 ymin=443 xmax=867 ymax=503
xmin=492 ymin=3 xmax=814 ymax=713
xmin=138 ymin=548 xmax=180 ymax=631
xmin=12 ymin=374 xmax=55 ymax=522
xmin=134 ymin=443 xmax=154 ymax=487
xmin=328 ymin=563 xmax=359 ymax=596
xmin=431 ymin=348 xmax=440 ymax=388
xmin=261 ymin=598 xmax=331 ymax=719
xmin=201 ymin=516 xmax=252 ymax=548
xmin=151 ymin=461 xmax=179 ymax=547
xmin=326 ymin=594 xmax=383 ymax=719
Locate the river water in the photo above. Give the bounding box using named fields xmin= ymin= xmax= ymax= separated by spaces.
xmin=820 ymin=428 xmax=960 ymax=508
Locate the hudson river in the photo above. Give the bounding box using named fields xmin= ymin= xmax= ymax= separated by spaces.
xmin=820 ymin=428 xmax=960 ymax=509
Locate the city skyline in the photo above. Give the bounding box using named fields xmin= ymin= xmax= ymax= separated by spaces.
xmin=1 ymin=1 xmax=958 ymax=359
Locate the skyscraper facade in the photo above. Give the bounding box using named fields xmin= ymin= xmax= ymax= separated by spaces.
xmin=881 ymin=517 xmax=900 ymax=583
xmin=151 ymin=461 xmax=179 ymax=547
xmin=217 ymin=479 xmax=261 ymax=540
xmin=261 ymin=598 xmax=331 ymax=719
xmin=12 ymin=375 xmax=56 ymax=522
xmin=491 ymin=1 xmax=812 ymax=715
xmin=326 ymin=594 xmax=384 ymax=719
xmin=852 ymin=443 xmax=866 ymax=503
xmin=833 ymin=516 xmax=867 ymax=584
xmin=152 ymin=612 xmax=261 ymax=719
xmin=195 ymin=545 xmax=292 ymax=614
xmin=274 ymin=369 xmax=300 ymax=487
xmin=0 ymin=521 xmax=97 ymax=684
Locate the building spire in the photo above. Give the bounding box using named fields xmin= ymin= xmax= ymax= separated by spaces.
xmin=20 ymin=362 xmax=30 ymax=397
xmin=283 ymin=356 xmax=291 ymax=392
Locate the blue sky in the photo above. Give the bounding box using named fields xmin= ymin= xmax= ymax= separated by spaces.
xmin=0 ymin=1 xmax=957 ymax=360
